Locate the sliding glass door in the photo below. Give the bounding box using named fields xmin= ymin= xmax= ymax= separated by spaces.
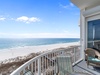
xmin=87 ymin=19 xmax=100 ymax=49
xmin=87 ymin=21 xmax=94 ymax=48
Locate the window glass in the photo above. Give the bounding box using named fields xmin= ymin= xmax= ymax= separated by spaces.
xmin=87 ymin=19 xmax=100 ymax=49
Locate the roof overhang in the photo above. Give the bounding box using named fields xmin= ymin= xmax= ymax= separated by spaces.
xmin=70 ymin=0 xmax=100 ymax=9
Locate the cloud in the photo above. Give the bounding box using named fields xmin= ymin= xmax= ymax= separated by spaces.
xmin=16 ymin=16 xmax=40 ymax=23
xmin=0 ymin=17 xmax=6 ymax=21
xmin=0 ymin=16 xmax=40 ymax=23
xmin=59 ymin=4 xmax=69 ymax=9
xmin=11 ymin=18 xmax=14 ymax=20
xmin=59 ymin=2 xmax=74 ymax=9
xmin=0 ymin=32 xmax=80 ymax=38
xmin=70 ymin=3 xmax=74 ymax=7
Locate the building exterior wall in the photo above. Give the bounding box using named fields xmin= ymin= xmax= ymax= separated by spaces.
xmin=80 ymin=5 xmax=100 ymax=58
xmin=71 ymin=0 xmax=100 ymax=59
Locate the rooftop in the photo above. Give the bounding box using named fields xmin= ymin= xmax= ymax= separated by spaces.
xmin=70 ymin=0 xmax=100 ymax=9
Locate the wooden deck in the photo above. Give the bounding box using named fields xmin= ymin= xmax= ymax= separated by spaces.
xmin=73 ymin=60 xmax=100 ymax=75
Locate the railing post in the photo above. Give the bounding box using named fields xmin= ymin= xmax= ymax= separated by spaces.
xmin=38 ymin=57 xmax=41 ymax=75
xmin=31 ymin=63 xmax=33 ymax=72
xmin=74 ymin=47 xmax=76 ymax=63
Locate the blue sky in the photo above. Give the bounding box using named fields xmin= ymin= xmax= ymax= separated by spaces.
xmin=0 ymin=0 xmax=80 ymax=38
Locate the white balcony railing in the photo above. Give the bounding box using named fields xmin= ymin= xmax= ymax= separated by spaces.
xmin=10 ymin=45 xmax=81 ymax=75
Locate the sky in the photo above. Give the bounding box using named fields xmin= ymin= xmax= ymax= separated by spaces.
xmin=0 ymin=0 xmax=80 ymax=38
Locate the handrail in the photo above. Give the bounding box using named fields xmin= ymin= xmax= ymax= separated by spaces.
xmin=10 ymin=45 xmax=81 ymax=75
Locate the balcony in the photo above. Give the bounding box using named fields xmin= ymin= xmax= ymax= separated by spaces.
xmin=10 ymin=45 xmax=100 ymax=75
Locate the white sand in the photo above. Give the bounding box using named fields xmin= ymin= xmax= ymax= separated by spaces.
xmin=0 ymin=42 xmax=79 ymax=61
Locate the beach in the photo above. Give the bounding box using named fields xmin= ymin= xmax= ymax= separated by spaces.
xmin=0 ymin=42 xmax=79 ymax=61
xmin=0 ymin=42 xmax=80 ymax=74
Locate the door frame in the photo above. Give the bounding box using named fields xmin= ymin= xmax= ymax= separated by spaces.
xmin=86 ymin=14 xmax=100 ymax=48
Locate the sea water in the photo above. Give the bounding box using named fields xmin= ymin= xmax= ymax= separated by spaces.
xmin=0 ymin=38 xmax=79 ymax=50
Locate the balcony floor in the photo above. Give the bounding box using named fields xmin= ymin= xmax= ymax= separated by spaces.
xmin=74 ymin=60 xmax=100 ymax=75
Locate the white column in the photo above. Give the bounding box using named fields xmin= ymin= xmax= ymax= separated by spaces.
xmin=80 ymin=9 xmax=86 ymax=59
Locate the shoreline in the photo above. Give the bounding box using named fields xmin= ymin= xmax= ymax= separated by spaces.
xmin=0 ymin=42 xmax=79 ymax=61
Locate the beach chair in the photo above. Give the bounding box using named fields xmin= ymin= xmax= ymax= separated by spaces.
xmin=24 ymin=70 xmax=34 ymax=75
xmin=56 ymin=55 xmax=91 ymax=75
xmin=85 ymin=48 xmax=100 ymax=67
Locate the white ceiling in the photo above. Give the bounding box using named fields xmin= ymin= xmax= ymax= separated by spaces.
xmin=70 ymin=0 xmax=100 ymax=9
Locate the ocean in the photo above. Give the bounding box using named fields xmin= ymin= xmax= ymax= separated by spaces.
xmin=0 ymin=38 xmax=79 ymax=50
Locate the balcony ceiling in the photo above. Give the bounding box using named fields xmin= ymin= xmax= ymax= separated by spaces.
xmin=70 ymin=0 xmax=100 ymax=9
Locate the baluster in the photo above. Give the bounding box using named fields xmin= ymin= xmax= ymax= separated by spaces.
xmin=47 ymin=55 xmax=48 ymax=70
xmin=28 ymin=65 xmax=30 ymax=70
xmin=35 ymin=60 xmax=36 ymax=74
xmin=31 ymin=63 xmax=33 ymax=72
xmin=20 ymin=70 xmax=23 ymax=75
xmin=54 ymin=52 xmax=56 ymax=75
xmin=74 ymin=47 xmax=76 ymax=63
xmin=25 ymin=66 xmax=28 ymax=72
xmin=33 ymin=62 xmax=35 ymax=74
xmin=23 ymin=69 xmax=25 ymax=74
xmin=52 ymin=53 xmax=54 ymax=75
xmin=44 ymin=56 xmax=46 ymax=75
xmin=41 ymin=57 xmax=42 ymax=73
xmin=50 ymin=53 xmax=53 ymax=75
xmin=42 ymin=57 xmax=44 ymax=74
xmin=18 ymin=72 xmax=20 ymax=75
xmin=38 ymin=57 xmax=41 ymax=75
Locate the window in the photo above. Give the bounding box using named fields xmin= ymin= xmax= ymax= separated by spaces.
xmin=87 ymin=19 xmax=100 ymax=49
